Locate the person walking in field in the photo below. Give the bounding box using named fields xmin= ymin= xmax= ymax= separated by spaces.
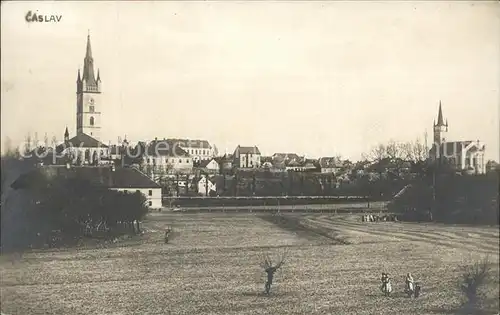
xmin=164 ymin=227 xmax=171 ymax=244
xmin=380 ymin=272 xmax=392 ymax=296
xmin=404 ymin=272 xmax=415 ymax=297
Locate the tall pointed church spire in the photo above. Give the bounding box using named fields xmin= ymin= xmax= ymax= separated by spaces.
xmin=82 ymin=32 xmax=97 ymax=87
xmin=64 ymin=127 xmax=69 ymax=141
xmin=436 ymin=101 xmax=445 ymax=126
xmin=77 ymin=69 xmax=81 ymax=82
xmin=86 ymin=31 xmax=92 ymax=60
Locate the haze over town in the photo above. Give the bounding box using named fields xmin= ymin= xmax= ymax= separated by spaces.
xmin=1 ymin=1 xmax=498 ymax=161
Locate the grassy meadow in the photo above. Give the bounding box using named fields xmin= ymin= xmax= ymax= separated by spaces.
xmin=1 ymin=211 xmax=498 ymax=315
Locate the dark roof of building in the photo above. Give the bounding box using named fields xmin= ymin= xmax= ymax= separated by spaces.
xmin=142 ymin=139 xmax=189 ymax=157
xmin=11 ymin=165 xmax=160 ymax=190
xmin=199 ymin=158 xmax=218 ymax=168
xmin=261 ymin=156 xmax=273 ymax=163
xmin=234 ymin=145 xmax=261 ymax=155
xmin=318 ymin=157 xmax=342 ymax=168
xmin=272 ymin=153 xmax=301 ymax=161
xmin=57 ymin=133 xmax=108 ymax=151
xmin=166 ymin=139 xmax=212 ymax=149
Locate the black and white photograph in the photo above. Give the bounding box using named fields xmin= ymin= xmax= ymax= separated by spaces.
xmin=1 ymin=1 xmax=499 ymax=314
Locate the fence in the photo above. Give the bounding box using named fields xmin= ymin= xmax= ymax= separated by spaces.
xmin=160 ymin=195 xmax=388 ymax=213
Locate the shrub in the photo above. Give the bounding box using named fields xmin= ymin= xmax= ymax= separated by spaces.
xmin=459 ymin=256 xmax=493 ymax=311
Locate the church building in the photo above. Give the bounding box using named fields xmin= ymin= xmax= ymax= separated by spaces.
xmin=58 ymin=34 xmax=109 ymax=165
xmin=429 ymin=102 xmax=486 ymax=174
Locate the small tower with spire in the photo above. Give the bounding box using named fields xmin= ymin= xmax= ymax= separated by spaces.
xmin=433 ymin=101 xmax=448 ymax=146
xmin=76 ymin=31 xmax=102 ymax=140
xmin=64 ymin=127 xmax=69 ymax=142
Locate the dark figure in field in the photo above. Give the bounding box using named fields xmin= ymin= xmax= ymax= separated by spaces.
xmin=264 ymin=266 xmax=277 ymax=295
xmin=164 ymin=227 xmax=171 ymax=244
xmin=261 ymin=251 xmax=287 ymax=295
xmin=414 ymin=282 xmax=421 ymax=298
xmin=380 ymin=272 xmax=392 ymax=296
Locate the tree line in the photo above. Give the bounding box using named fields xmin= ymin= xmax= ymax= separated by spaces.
xmin=1 ymin=153 xmax=149 ymax=252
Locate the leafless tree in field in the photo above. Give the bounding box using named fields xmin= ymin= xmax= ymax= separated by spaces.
xmin=260 ymin=248 xmax=289 ymax=295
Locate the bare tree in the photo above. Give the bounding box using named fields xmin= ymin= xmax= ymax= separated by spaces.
xmin=385 ymin=140 xmax=401 ymax=161
xmin=260 ymin=248 xmax=289 ymax=295
xmin=363 ymin=143 xmax=387 ymax=163
xmin=401 ymin=138 xmax=427 ymax=163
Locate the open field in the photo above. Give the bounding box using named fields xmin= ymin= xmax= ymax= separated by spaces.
xmin=1 ymin=212 xmax=499 ymax=315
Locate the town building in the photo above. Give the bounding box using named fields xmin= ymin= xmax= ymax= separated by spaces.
xmin=233 ymin=145 xmax=261 ymax=169
xmin=199 ymin=158 xmax=220 ymax=174
xmin=11 ymin=165 xmax=162 ymax=209
xmin=197 ymin=175 xmax=217 ymax=196
xmin=139 ymin=138 xmax=193 ymax=175
xmin=429 ymin=102 xmax=486 ymax=174
xmin=167 ymin=139 xmax=215 ymax=162
xmin=318 ymin=157 xmax=342 ymax=174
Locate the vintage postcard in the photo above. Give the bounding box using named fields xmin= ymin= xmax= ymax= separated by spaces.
xmin=1 ymin=1 xmax=499 ymax=314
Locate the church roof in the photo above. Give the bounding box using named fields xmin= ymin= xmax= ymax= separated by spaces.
xmin=57 ymin=133 xmax=108 ymax=152
xmin=11 ymin=165 xmax=160 ymax=190
xmin=67 ymin=133 xmax=108 ymax=148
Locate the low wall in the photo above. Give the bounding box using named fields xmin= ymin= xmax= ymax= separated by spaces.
xmin=162 ymin=196 xmax=384 ymax=207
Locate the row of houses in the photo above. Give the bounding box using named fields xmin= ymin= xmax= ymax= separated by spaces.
xmin=32 ymin=131 xmax=346 ymax=176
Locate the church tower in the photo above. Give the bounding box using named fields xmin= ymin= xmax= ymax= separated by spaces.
xmin=433 ymin=101 xmax=448 ymax=146
xmin=76 ymin=32 xmax=102 ymax=140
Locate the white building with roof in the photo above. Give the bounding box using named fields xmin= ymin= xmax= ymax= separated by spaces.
xmin=233 ymin=145 xmax=261 ymax=169
xmin=429 ymin=102 xmax=486 ymax=174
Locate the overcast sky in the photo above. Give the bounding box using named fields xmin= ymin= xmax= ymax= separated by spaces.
xmin=1 ymin=1 xmax=499 ymax=161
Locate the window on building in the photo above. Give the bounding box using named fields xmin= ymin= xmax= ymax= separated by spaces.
xmin=136 ymin=190 xmax=140 ymax=193
xmin=186 ymin=159 xmax=189 ymax=163
xmin=148 ymin=201 xmax=152 ymax=206
xmin=179 ymin=159 xmax=182 ymax=163
xmin=90 ymin=116 xmax=95 ymax=126
xmin=148 ymin=190 xmax=152 ymax=196
xmin=89 ymin=106 xmax=95 ymax=113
